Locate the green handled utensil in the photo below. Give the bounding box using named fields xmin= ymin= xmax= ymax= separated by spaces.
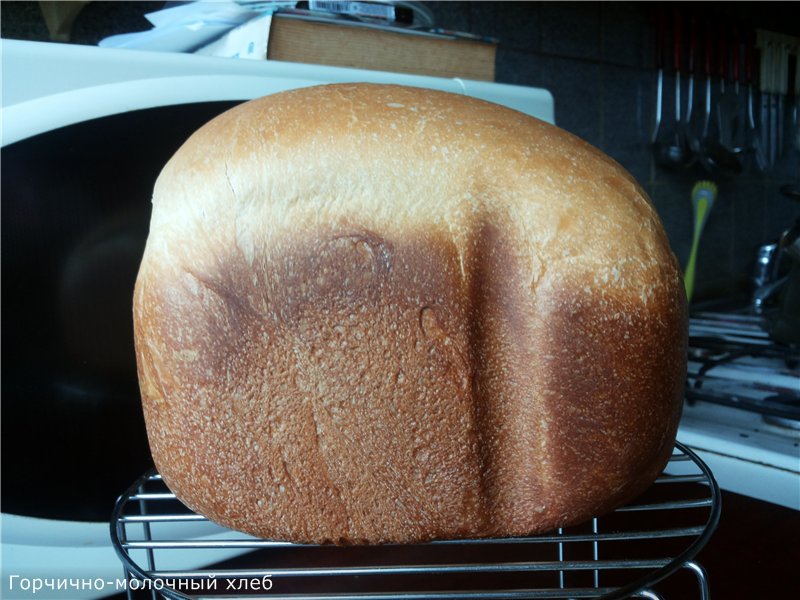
xmin=684 ymin=180 xmax=718 ymax=302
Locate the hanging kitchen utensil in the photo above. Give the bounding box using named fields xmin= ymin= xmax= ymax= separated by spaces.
xmin=768 ymin=40 xmax=779 ymax=167
xmin=704 ymin=18 xmax=742 ymax=176
xmin=684 ymin=181 xmax=718 ymax=302
xmin=651 ymin=7 xmax=665 ymax=145
xmin=757 ymin=32 xmax=774 ymax=170
xmin=777 ymin=41 xmax=788 ymax=159
xmin=717 ymin=22 xmax=739 ymax=152
xmin=690 ymin=18 xmax=715 ymax=172
xmin=653 ymin=7 xmax=689 ymax=167
xmin=793 ymin=47 xmax=800 ymax=151
xmin=729 ymin=25 xmax=746 ymax=153
xmin=701 ymin=19 xmax=743 ymax=176
xmin=686 ymin=14 xmax=697 ymax=126
xmin=683 ymin=11 xmax=706 ymax=169
xmin=747 ymin=29 xmax=768 ymax=172
xmin=756 ymin=30 xmax=800 ymax=165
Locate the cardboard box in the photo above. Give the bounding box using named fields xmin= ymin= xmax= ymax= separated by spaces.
xmin=198 ymin=14 xmax=496 ymax=82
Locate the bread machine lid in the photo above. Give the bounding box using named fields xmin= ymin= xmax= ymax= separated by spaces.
xmin=1 ymin=39 xmax=555 ymax=145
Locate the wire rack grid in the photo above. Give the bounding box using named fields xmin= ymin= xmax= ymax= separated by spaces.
xmin=110 ymin=442 xmax=720 ymax=600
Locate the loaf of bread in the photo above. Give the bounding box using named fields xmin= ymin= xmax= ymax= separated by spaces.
xmin=133 ymin=83 xmax=687 ymax=545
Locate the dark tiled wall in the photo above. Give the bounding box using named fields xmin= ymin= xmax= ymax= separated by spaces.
xmin=431 ymin=1 xmax=800 ymax=301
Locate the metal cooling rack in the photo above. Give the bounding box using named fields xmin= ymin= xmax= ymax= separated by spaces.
xmin=111 ymin=442 xmax=720 ymax=600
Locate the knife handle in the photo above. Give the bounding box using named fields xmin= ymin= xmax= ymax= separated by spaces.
xmin=688 ymin=14 xmax=697 ymax=75
xmin=718 ymin=21 xmax=727 ymax=82
xmin=705 ymin=19 xmax=715 ymax=78
xmin=655 ymin=5 xmax=666 ymax=69
xmin=673 ymin=6 xmax=683 ymax=73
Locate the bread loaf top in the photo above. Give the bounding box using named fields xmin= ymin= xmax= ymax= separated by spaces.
xmin=134 ymin=84 xmax=686 ymax=544
xmin=144 ymin=83 xmax=677 ymax=293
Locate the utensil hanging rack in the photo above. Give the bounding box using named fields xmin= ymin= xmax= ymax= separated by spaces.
xmin=651 ymin=10 xmax=800 ymax=175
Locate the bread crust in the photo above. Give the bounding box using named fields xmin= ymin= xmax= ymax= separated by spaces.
xmin=134 ymin=83 xmax=687 ymax=544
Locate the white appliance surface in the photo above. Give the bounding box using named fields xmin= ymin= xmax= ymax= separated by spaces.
xmin=678 ymin=402 xmax=799 ymax=509
xmin=0 ymin=39 xmax=555 ymax=145
xmin=682 ymin=314 xmax=800 ymax=511
xmin=0 ymin=39 xmax=555 ymax=599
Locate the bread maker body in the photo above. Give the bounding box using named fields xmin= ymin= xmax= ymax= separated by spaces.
xmin=0 ymin=39 xmax=555 ymax=598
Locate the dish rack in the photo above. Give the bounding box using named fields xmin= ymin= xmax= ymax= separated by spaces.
xmin=111 ymin=442 xmax=720 ymax=600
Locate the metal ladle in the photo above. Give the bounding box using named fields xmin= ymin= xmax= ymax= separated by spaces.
xmin=651 ymin=9 xmax=666 ymax=146
xmin=689 ymin=19 xmax=715 ymax=170
xmin=695 ymin=19 xmax=743 ymax=176
xmin=704 ymin=25 xmax=742 ymax=176
xmin=747 ymin=29 xmax=769 ymax=172
xmin=653 ymin=8 xmax=690 ymax=167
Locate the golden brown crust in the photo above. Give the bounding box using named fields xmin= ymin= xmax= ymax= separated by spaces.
xmin=134 ymin=83 xmax=687 ymax=544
